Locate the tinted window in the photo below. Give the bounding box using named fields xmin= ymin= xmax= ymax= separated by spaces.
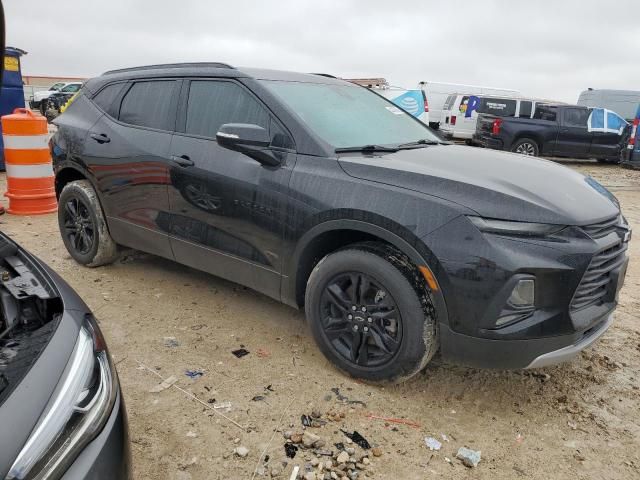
xmin=119 ymin=81 xmax=176 ymax=130
xmin=262 ymin=81 xmax=440 ymax=148
xmin=533 ymin=106 xmax=557 ymax=122
xmin=477 ymin=98 xmax=517 ymax=116
xmin=185 ymin=81 xmax=269 ymax=138
xmin=519 ymin=101 xmax=532 ymax=118
xmin=564 ymin=108 xmax=590 ymax=127
xmin=92 ymin=83 xmax=124 ymax=114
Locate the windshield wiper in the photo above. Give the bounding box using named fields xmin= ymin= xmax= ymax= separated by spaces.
xmin=396 ymin=139 xmax=450 ymax=149
xmin=335 ymin=145 xmax=399 ymax=153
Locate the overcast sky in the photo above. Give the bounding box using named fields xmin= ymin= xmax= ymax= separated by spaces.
xmin=4 ymin=0 xmax=638 ymax=103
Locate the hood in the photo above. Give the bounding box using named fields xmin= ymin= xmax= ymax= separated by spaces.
xmin=338 ymin=145 xmax=619 ymax=225
xmin=34 ymin=89 xmax=55 ymax=100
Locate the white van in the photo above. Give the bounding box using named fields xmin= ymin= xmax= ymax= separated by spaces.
xmin=418 ymin=81 xmax=520 ymax=129
xmin=439 ymin=94 xmax=553 ymax=142
xmin=347 ymin=78 xmax=429 ymax=125
xmin=577 ymin=89 xmax=640 ymax=121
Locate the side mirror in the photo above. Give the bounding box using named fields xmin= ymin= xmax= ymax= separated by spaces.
xmin=216 ymin=123 xmax=280 ymax=167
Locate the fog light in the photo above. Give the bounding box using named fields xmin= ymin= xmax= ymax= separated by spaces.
xmin=508 ymin=279 xmax=535 ymax=307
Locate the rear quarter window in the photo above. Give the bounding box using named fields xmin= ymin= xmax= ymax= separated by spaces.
xmin=477 ymin=98 xmax=517 ymax=116
xmin=518 ymin=101 xmax=532 ymax=118
xmin=92 ymin=83 xmax=125 ymax=115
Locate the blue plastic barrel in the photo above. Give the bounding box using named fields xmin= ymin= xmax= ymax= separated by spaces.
xmin=1 ymin=47 xmax=27 ymax=170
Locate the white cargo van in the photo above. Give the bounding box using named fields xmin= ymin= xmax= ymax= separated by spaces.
xmin=347 ymin=78 xmax=429 ymax=125
xmin=439 ymin=94 xmax=555 ymax=142
xmin=577 ymin=89 xmax=640 ymax=121
xmin=418 ymin=81 xmax=520 ymax=129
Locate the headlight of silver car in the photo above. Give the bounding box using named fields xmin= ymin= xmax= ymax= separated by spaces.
xmin=7 ymin=316 xmax=117 ymax=480
xmin=468 ymin=216 xmax=566 ymax=237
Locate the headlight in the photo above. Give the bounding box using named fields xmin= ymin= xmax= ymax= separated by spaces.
xmin=468 ymin=216 xmax=565 ymax=237
xmin=7 ymin=316 xmax=117 ymax=480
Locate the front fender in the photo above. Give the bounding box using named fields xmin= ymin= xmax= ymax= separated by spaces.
xmin=282 ymin=216 xmax=450 ymax=327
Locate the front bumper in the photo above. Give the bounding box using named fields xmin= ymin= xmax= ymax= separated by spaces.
xmin=423 ymin=215 xmax=628 ymax=369
xmin=61 ymin=392 xmax=131 ymax=480
xmin=439 ymin=312 xmax=613 ymax=369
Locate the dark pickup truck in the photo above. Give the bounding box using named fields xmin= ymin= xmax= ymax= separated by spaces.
xmin=473 ymin=104 xmax=629 ymax=163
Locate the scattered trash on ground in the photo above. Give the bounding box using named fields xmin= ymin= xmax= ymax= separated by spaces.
xmin=441 ymin=434 xmax=450 ymax=442
xmin=341 ymin=429 xmax=371 ymax=449
xmin=256 ymin=348 xmax=271 ymax=358
xmin=163 ymin=337 xmax=180 ymax=348
xmin=184 ymin=369 xmax=204 ymax=379
xmin=213 ymin=401 xmax=232 ymax=410
xmin=330 ymin=387 xmax=367 ymax=407
xmin=425 ymin=437 xmax=442 ymax=451
xmin=366 ymin=414 xmax=421 ymax=429
xmin=232 ymin=348 xmax=250 ymax=358
xmin=284 ymin=443 xmax=298 ymax=458
xmin=456 ymin=447 xmax=481 ymax=468
xmin=148 ymin=375 xmax=178 ymax=393
xmin=252 ymin=395 xmax=266 ymax=402
xmin=515 ymin=433 xmax=524 ymax=445
xmin=289 ymin=465 xmax=299 ymax=480
xmin=186 ymin=431 xmax=197 ymax=438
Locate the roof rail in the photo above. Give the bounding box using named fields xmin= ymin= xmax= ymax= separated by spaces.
xmin=103 ymin=62 xmax=235 ymax=75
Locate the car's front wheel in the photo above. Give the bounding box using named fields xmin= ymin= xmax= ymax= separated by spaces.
xmin=511 ymin=138 xmax=539 ymax=156
xmin=305 ymin=243 xmax=438 ymax=383
xmin=58 ymin=180 xmax=119 ymax=267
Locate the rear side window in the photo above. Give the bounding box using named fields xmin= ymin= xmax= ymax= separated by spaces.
xmin=563 ymin=108 xmax=590 ymax=127
xmin=92 ymin=83 xmax=124 ymax=114
xmin=442 ymin=94 xmax=456 ymax=110
xmin=185 ymin=81 xmax=269 ymax=138
xmin=533 ymin=106 xmax=557 ymax=122
xmin=119 ymin=81 xmax=177 ymax=130
xmin=519 ymin=101 xmax=532 ymax=118
xmin=477 ymin=98 xmax=517 ymax=116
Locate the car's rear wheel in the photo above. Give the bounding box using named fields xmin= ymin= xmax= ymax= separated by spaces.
xmin=305 ymin=242 xmax=438 ymax=383
xmin=512 ymin=138 xmax=539 ymax=156
xmin=58 ymin=180 xmax=119 ymax=267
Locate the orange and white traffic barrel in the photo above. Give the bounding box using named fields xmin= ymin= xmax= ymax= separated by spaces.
xmin=1 ymin=108 xmax=57 ymax=215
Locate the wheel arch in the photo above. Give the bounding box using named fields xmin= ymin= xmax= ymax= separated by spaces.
xmin=284 ymin=218 xmax=449 ymax=326
xmin=510 ymin=134 xmax=542 ymax=152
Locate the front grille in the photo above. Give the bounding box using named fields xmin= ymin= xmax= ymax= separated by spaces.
xmin=571 ymin=239 xmax=627 ymax=311
xmin=581 ymin=215 xmax=619 ymax=239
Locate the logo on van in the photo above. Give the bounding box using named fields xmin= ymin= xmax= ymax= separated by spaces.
xmin=461 ymin=95 xmax=481 ymax=118
xmin=391 ymin=91 xmax=423 ymax=117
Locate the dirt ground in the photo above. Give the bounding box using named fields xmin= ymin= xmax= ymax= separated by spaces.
xmin=1 ymin=161 xmax=639 ymax=480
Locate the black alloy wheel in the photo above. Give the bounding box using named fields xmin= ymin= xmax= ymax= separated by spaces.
xmin=62 ymin=196 xmax=95 ymax=255
xmin=319 ymin=272 xmax=403 ymax=367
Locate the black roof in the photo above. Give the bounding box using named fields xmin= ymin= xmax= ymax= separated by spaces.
xmin=86 ymin=62 xmax=348 ymax=94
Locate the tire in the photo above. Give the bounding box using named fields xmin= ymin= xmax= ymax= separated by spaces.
xmin=511 ymin=138 xmax=539 ymax=157
xmin=305 ymin=242 xmax=438 ymax=383
xmin=58 ymin=180 xmax=119 ymax=267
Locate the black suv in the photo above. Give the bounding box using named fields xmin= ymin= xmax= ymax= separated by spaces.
xmin=51 ymin=63 xmax=630 ymax=382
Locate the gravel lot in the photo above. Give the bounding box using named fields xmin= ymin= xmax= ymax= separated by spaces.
xmin=1 ymin=161 xmax=639 ymax=480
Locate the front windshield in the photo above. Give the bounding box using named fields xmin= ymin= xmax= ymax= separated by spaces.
xmin=261 ymin=80 xmax=439 ymax=148
xmin=50 ymin=82 xmax=65 ymax=91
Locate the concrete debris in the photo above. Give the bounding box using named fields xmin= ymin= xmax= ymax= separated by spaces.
xmin=456 ymin=447 xmax=481 ymax=468
xmin=234 ymin=445 xmax=250 ymax=458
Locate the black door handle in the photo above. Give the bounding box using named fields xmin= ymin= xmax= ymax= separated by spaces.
xmin=171 ymin=155 xmax=194 ymax=167
xmin=90 ymin=133 xmax=110 ymax=144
